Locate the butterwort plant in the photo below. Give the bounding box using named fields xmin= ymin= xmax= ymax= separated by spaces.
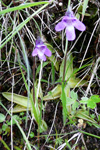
xmin=32 ymin=37 xmax=52 ymax=61
xmin=55 ymin=6 xmax=86 ymax=41
xmin=31 ymin=37 xmax=52 ymax=133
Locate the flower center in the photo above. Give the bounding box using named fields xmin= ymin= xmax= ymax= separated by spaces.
xmin=38 ymin=49 xmax=44 ymax=56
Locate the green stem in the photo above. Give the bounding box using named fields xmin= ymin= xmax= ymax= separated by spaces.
xmin=62 ymin=39 xmax=68 ymax=82
xmin=68 ymin=0 xmax=71 ymax=7
xmin=79 ymin=130 xmax=100 ymax=139
xmin=33 ymin=57 xmax=36 ymax=103
xmin=37 ymin=60 xmax=43 ymax=146
xmin=0 ymin=137 xmax=10 ymax=150
xmin=61 ymin=38 xmax=68 ymax=125
xmin=37 ymin=60 xmax=43 ymax=99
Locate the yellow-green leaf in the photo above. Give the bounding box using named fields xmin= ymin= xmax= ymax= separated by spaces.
xmin=60 ymin=53 xmax=73 ymax=80
xmin=2 ymin=92 xmax=31 ymax=108
xmin=68 ymin=77 xmax=87 ymax=88
xmin=43 ymin=84 xmax=61 ymax=100
xmin=13 ymin=105 xmax=28 ymax=113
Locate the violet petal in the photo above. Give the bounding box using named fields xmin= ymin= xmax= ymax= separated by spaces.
xmin=66 ymin=25 xmax=76 ymax=41
xmin=73 ymin=19 xmax=86 ymax=31
xmin=44 ymin=47 xmax=52 ymax=57
xmin=32 ymin=48 xmax=38 ymax=56
xmin=55 ymin=21 xmax=66 ymax=31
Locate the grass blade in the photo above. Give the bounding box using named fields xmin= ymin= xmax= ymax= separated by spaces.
xmin=0 ymin=2 xmax=48 ymax=15
xmin=0 ymin=3 xmax=49 ymax=49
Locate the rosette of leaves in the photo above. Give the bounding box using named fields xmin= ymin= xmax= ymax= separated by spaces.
xmin=2 ymin=83 xmax=47 ymax=133
xmin=43 ymin=53 xmax=87 ymax=101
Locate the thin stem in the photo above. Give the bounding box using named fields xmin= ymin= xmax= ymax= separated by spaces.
xmin=61 ymin=38 xmax=68 ymax=125
xmin=11 ymin=73 xmax=14 ymax=150
xmin=33 ymin=57 xmax=36 ymax=103
xmin=62 ymin=39 xmax=68 ymax=82
xmin=0 ymin=137 xmax=10 ymax=150
xmin=86 ymin=57 xmax=100 ymax=96
xmin=68 ymin=0 xmax=71 ymax=7
xmin=37 ymin=60 xmax=43 ymax=146
xmin=37 ymin=60 xmax=43 ymax=99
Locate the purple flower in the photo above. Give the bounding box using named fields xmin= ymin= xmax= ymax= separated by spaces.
xmin=55 ymin=7 xmax=86 ymax=41
xmin=32 ymin=37 xmax=52 ymax=61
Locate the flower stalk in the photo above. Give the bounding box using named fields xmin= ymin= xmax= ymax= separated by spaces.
xmin=63 ymin=39 xmax=68 ymax=82
xmin=33 ymin=57 xmax=36 ymax=103
xmin=68 ymin=0 xmax=71 ymax=7
xmin=37 ymin=60 xmax=43 ymax=99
